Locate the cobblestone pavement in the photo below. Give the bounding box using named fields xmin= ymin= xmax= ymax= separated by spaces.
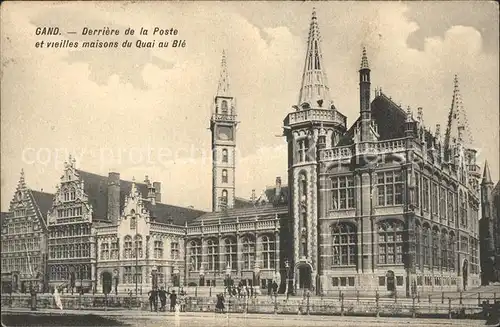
xmin=1 ymin=308 xmax=488 ymax=327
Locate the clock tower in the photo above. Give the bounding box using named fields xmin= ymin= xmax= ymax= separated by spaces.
xmin=210 ymin=50 xmax=237 ymax=212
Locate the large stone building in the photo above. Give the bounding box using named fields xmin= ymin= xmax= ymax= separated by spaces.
xmin=1 ymin=170 xmax=53 ymax=293
xmin=1 ymin=10 xmax=487 ymax=297
xmin=480 ymin=162 xmax=500 ymax=284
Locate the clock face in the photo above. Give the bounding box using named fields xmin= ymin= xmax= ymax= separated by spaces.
xmin=217 ymin=126 xmax=233 ymax=141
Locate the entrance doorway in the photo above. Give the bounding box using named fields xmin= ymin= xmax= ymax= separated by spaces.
xmin=298 ymin=264 xmax=312 ymax=290
xmin=386 ymin=270 xmax=395 ymax=292
xmin=462 ymin=260 xmax=468 ymax=291
xmin=102 ymin=272 xmax=112 ymax=294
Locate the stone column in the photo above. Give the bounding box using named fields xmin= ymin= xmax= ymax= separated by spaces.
xmin=361 ymin=170 xmax=373 ymax=272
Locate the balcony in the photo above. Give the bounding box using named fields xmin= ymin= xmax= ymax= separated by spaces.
xmin=212 ymin=114 xmax=236 ymax=121
xmin=284 ymin=109 xmax=347 ymax=127
xmin=319 ymin=138 xmax=407 ymax=161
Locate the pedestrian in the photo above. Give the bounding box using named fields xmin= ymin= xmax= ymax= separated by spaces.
xmin=148 ymin=288 xmax=158 ymax=312
xmin=53 ymin=287 xmax=63 ymax=310
xmin=272 ymin=280 xmax=278 ymax=296
xmin=159 ymin=287 xmax=167 ymax=311
xmin=245 ymin=285 xmax=250 ymax=297
xmin=268 ymin=281 xmax=272 ymax=296
xmin=215 ymin=293 xmax=225 ymax=313
xmin=169 ymin=290 xmax=177 ymax=312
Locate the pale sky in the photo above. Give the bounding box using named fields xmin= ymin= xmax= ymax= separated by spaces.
xmin=1 ymin=1 xmax=499 ymax=212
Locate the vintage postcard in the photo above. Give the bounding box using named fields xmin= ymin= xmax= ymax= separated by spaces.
xmin=1 ymin=1 xmax=499 ymax=326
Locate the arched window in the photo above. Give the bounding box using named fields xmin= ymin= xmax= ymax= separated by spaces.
xmin=447 ymin=190 xmax=454 ymax=225
xmin=415 ymin=222 xmax=421 ymax=268
xmin=221 ymin=190 xmax=228 ymax=205
xmin=100 ymin=243 xmax=109 ymax=260
xmin=207 ymin=239 xmax=218 ymax=271
xmin=241 ymin=236 xmax=255 ymax=269
xmin=332 ymin=223 xmax=357 ymax=266
xmin=170 ymin=241 xmax=179 ymax=260
xmin=432 ymin=227 xmax=440 ymax=268
xmin=422 ymin=224 xmax=431 ymax=266
xmin=70 ymin=188 xmax=76 ymax=201
xmin=262 ymin=235 xmax=275 ymax=269
xmin=378 ymin=220 xmax=404 ymax=265
xmin=221 ymin=100 xmax=228 ymax=114
xmin=189 ymin=240 xmax=202 ymax=270
xmin=222 ymin=149 xmax=228 ymax=163
xmin=130 ymin=215 xmax=137 ymax=230
xmin=134 ymin=235 xmax=143 ymax=258
xmin=154 ymin=240 xmax=163 ymax=259
xmin=222 ymin=169 xmax=228 ymax=183
xmin=124 ymin=236 xmax=133 ymax=259
xmin=448 ymin=232 xmax=456 ymax=271
xmin=441 ymin=230 xmax=448 ymax=270
xmin=224 ymin=238 xmax=237 ymax=270
xmin=460 ymin=191 xmax=467 ymax=226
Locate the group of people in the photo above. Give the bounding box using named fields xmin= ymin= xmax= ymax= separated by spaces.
xmin=148 ymin=287 xmax=184 ymax=312
xmin=226 ymin=280 xmax=279 ymax=298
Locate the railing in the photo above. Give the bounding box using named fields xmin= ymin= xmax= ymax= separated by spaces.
xmin=286 ymin=109 xmax=347 ymax=127
xmin=212 ymin=114 xmax=236 ymax=121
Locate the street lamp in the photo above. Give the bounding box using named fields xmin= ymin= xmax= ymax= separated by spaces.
xmin=199 ymin=264 xmax=205 ymax=287
xmin=225 ymin=262 xmax=231 ymax=295
xmin=151 ymin=266 xmax=158 ymax=290
xmin=285 ymin=259 xmax=290 ymax=298
xmin=253 ymin=263 xmax=260 ymax=297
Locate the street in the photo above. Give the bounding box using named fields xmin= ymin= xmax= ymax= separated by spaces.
xmin=0 ymin=309 xmax=490 ymax=327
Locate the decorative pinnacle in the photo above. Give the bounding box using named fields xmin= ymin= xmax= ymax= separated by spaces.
xmin=216 ymin=50 xmax=230 ymax=97
xmin=312 ymin=7 xmax=317 ymax=19
xmin=406 ymin=106 xmax=412 ymax=122
xmin=360 ymin=47 xmax=369 ymax=70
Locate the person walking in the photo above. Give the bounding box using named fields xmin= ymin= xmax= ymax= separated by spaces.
xmin=53 ymin=287 xmax=63 ymax=310
xmin=169 ymin=290 xmax=177 ymax=312
xmin=215 ymin=293 xmax=225 ymax=313
xmin=148 ymin=288 xmax=158 ymax=312
xmin=272 ymin=280 xmax=278 ymax=296
xmin=159 ymin=287 xmax=167 ymax=311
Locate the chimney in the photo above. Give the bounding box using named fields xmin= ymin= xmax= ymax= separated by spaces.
xmin=275 ymin=177 xmax=282 ymax=200
xmin=153 ymin=182 xmax=161 ymax=203
xmin=107 ymin=172 xmax=121 ymax=223
xmin=251 ymin=189 xmax=256 ymax=203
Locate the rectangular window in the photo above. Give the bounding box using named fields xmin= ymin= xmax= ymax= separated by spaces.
xmin=396 ymin=276 xmax=403 ymax=286
xmin=377 ymin=171 xmax=403 ymax=206
xmin=447 ymin=191 xmax=454 ymax=225
xmin=332 ymin=277 xmax=339 ymax=287
xmin=379 ymin=276 xmax=385 ymax=286
xmin=422 ymin=177 xmax=430 ymax=211
xmin=431 ymin=183 xmax=439 ymax=215
xmin=348 ymin=277 xmax=355 ymax=287
xmin=340 ymin=277 xmax=347 ymax=286
xmin=331 ymin=176 xmax=355 ymax=210
xmin=415 ymin=172 xmax=420 ymax=208
xmin=439 ymin=186 xmax=446 ymax=220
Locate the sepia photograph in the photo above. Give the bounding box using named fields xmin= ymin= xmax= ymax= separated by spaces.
xmin=1 ymin=1 xmax=499 ymax=326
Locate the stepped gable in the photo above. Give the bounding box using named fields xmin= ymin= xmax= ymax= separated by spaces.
xmin=76 ymin=170 xmax=148 ymax=221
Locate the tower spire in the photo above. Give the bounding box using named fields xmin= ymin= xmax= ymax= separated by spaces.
xmin=360 ymin=46 xmax=369 ymax=70
xmin=298 ymin=8 xmax=331 ymax=107
xmin=481 ymin=161 xmax=493 ymax=185
xmin=444 ymin=75 xmax=474 ymax=152
xmin=216 ymin=50 xmax=230 ymax=97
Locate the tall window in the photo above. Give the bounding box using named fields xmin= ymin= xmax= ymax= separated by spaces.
xmin=471 ymin=238 xmax=478 ymax=274
xmin=123 ymin=267 xmax=133 ymax=283
xmin=154 ymin=240 xmax=163 ymax=259
xmin=298 ymin=138 xmax=310 ymax=162
xmin=447 ymin=191 xmax=454 ymax=225
xmin=130 ymin=216 xmax=137 ymax=230
xmin=241 ymin=236 xmax=255 ymax=269
xmin=224 ymin=238 xmax=237 ymax=270
xmin=171 ymin=241 xmax=179 ymax=260
xmin=431 ymin=183 xmax=439 ymax=215
xmin=432 ymin=228 xmax=440 ymax=268
xmin=415 ymin=223 xmax=421 ymax=268
xmin=221 ymin=190 xmax=228 ymax=206
xmin=134 ymin=266 xmax=142 ymax=284
xmin=157 ymin=266 xmax=165 ymax=285
xmin=124 ymin=236 xmax=132 ymax=259
xmin=448 ymin=232 xmax=456 ymax=271
xmin=422 ymin=177 xmax=430 ymax=211
xmin=441 ymin=231 xmax=448 ymax=270
xmin=331 ymin=176 xmax=355 ymax=209
xmin=134 ymin=235 xmax=143 ymax=258
xmin=262 ymin=236 xmax=275 ymax=269
xmin=222 ymin=149 xmax=228 ymax=163
xmin=460 ymin=191 xmax=467 ymax=227
xmin=110 ymin=241 xmax=119 ymax=259
xmin=100 ymin=243 xmax=109 ymax=260
xmin=207 ymin=239 xmax=218 ymax=271
xmin=222 ymin=169 xmax=228 ymax=183
xmin=415 ymin=172 xmax=420 ymax=208
xmin=221 ymin=100 xmax=228 ymax=114
xmin=423 ymin=224 xmax=431 ymax=266
xmin=189 ymin=240 xmax=202 ymax=271
xmin=378 ymin=220 xmax=404 ymax=264
xmin=332 ymin=223 xmax=357 ymax=266
xmin=377 ymin=171 xmax=403 ymax=206
xmin=439 ymin=186 xmax=446 ymax=220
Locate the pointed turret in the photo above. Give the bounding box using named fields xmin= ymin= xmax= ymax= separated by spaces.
xmin=298 ymin=8 xmax=331 ymax=107
xmin=444 ymin=75 xmax=474 ymax=152
xmin=216 ymin=50 xmax=230 ymax=97
xmin=360 ymin=47 xmax=369 ymax=70
xmin=481 ymin=161 xmax=493 ymax=185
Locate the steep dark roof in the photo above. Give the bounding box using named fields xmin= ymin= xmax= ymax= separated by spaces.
xmin=30 ymin=190 xmax=55 ymax=223
xmin=191 ymin=202 xmax=287 ymax=225
xmin=234 ymin=197 xmax=254 ymax=209
xmin=145 ymin=200 xmax=206 ymax=226
xmin=263 ymin=185 xmax=289 ymax=205
xmin=338 ymin=93 xmax=408 ymax=146
xmin=0 ymin=211 xmax=7 ymax=227
xmin=76 ymin=170 xmax=148 ymax=221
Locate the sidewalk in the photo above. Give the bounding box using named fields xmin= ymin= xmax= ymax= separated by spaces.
xmin=1 ymin=307 xmax=484 ymax=326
